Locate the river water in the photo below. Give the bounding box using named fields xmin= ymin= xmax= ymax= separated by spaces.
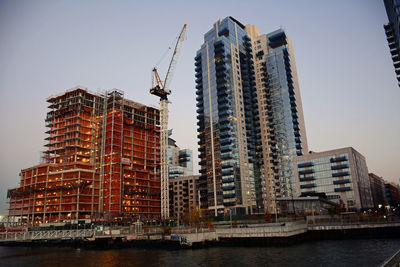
xmin=1 ymin=238 xmax=399 ymax=267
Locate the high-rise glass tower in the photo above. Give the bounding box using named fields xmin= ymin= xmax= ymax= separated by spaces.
xmin=383 ymin=0 xmax=400 ymax=86
xmin=195 ymin=17 xmax=308 ymax=216
xmin=248 ymin=26 xmax=308 ymax=214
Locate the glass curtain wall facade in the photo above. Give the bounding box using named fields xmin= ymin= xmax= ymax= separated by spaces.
xmin=384 ymin=0 xmax=400 ymax=86
xmin=196 ymin=17 xmax=259 ymax=216
xmin=247 ymin=26 xmax=308 ymax=214
xmin=195 ymin=17 xmax=309 ymax=216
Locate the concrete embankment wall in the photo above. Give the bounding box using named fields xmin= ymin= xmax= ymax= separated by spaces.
xmin=308 ymin=224 xmax=400 ymax=240
xmin=2 ymin=223 xmax=400 ymax=248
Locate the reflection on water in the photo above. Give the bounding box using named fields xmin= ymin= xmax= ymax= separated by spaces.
xmin=0 ymin=239 xmax=399 ymax=267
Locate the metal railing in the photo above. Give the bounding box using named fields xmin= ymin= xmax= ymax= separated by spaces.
xmin=216 ymin=221 xmax=308 ymax=238
xmin=0 ymin=229 xmax=95 ymax=242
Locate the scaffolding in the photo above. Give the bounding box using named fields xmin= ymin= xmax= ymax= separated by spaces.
xmin=7 ymin=87 xmax=161 ymax=225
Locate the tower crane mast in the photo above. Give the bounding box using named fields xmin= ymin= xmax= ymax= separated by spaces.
xmin=150 ymin=24 xmax=187 ymax=221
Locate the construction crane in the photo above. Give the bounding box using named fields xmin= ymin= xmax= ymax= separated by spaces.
xmin=150 ymin=24 xmax=187 ymax=221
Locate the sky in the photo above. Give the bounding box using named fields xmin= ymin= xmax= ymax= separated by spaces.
xmin=0 ymin=0 xmax=399 ymax=215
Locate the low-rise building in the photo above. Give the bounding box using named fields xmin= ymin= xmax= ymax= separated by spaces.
xmin=169 ymin=175 xmax=199 ymax=223
xmin=369 ymin=173 xmax=388 ymax=209
xmin=385 ymin=183 xmax=400 ymax=208
xmin=294 ymin=147 xmax=373 ymax=211
xmin=276 ymin=197 xmax=339 ymax=215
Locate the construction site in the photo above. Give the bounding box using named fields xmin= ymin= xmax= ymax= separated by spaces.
xmin=6 ymin=24 xmax=187 ymax=227
xmin=7 ymin=87 xmax=161 ymax=225
xmin=7 ymin=24 xmax=186 ymax=226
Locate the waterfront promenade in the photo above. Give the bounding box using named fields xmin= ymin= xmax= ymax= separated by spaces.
xmin=1 ymin=220 xmax=400 ymax=247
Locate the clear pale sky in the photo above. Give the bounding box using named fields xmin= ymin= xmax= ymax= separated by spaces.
xmin=0 ymin=0 xmax=399 ymax=215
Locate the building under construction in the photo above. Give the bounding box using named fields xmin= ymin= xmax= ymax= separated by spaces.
xmin=7 ymin=87 xmax=161 ymax=225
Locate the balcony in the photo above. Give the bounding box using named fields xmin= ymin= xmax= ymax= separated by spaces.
xmin=222 ymin=184 xmax=235 ymax=191
xmin=214 ymin=50 xmax=225 ymax=57
xmin=222 ymin=168 xmax=234 ymax=175
xmin=218 ymin=28 xmax=229 ymax=37
xmin=334 ymin=187 xmax=351 ymax=192
xmin=216 ymin=77 xmax=227 ymax=84
xmin=299 ymin=176 xmax=315 ymax=182
xmin=331 ymin=164 xmax=348 ymax=170
xmin=219 ymin=117 xmax=230 ymax=124
xmin=223 ymin=200 xmax=236 ymax=206
xmin=220 ymin=138 xmax=233 ymax=145
xmin=199 ymin=160 xmax=206 ymax=165
xmin=195 ymin=71 xmax=202 ymax=78
xmin=220 ymin=131 xmax=231 ymax=139
xmin=215 ymin=58 xmax=226 ymax=66
xmin=220 ymin=145 xmax=232 ymax=153
xmin=217 ymin=90 xmax=229 ymax=98
xmin=223 ymin=192 xmax=235 ymax=198
xmin=330 ymin=156 xmax=347 ymax=163
xmin=218 ymin=103 xmax=230 ymax=111
xmin=300 ymin=183 xmax=316 ymax=189
xmin=297 ymin=162 xmax=313 ymax=168
xmin=333 ymin=179 xmax=351 ymax=185
xmin=222 ymin=176 xmax=234 ymax=183
xmin=195 ymin=65 xmax=202 ymax=73
xmin=216 ymin=64 xmax=226 ymax=71
xmin=199 ymin=174 xmax=207 ymax=181
xmin=332 ymin=171 xmax=349 ymax=177
xmin=219 ymin=123 xmax=230 ymax=131
xmin=218 ymin=110 xmax=232 ymax=117
xmin=221 ymin=152 xmax=233 ymax=160
xmin=195 ymin=77 xmax=202 ymax=84
xmin=218 ymin=97 xmax=229 ymax=104
xmin=221 ymin=161 xmax=234 ymax=169
xmin=256 ymin=51 xmax=264 ymax=57
xmin=299 ymin=169 xmax=314 ymax=175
